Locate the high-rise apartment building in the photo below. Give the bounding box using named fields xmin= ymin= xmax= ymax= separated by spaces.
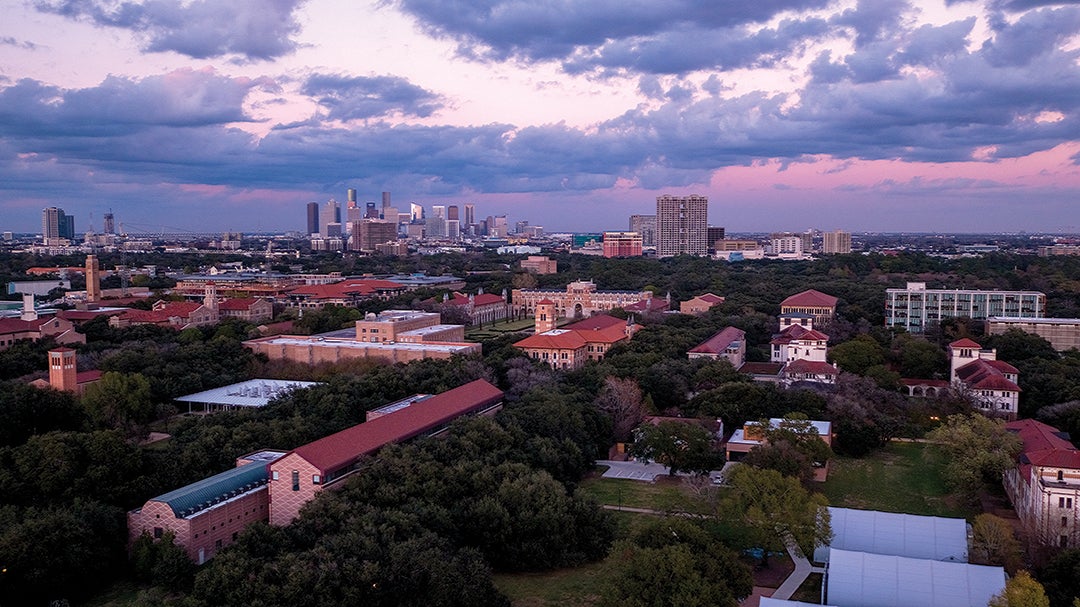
xmin=42 ymin=207 xmax=75 ymax=244
xmin=885 ymin=282 xmax=1047 ymax=333
xmin=628 ymin=214 xmax=656 ymax=247
xmin=351 ymin=220 xmax=397 ymax=252
xmin=655 ymin=195 xmax=707 ymax=257
xmin=822 ymin=230 xmax=852 ymax=254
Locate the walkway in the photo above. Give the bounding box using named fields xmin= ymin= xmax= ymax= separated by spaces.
xmin=769 ymin=534 xmax=826 ymax=601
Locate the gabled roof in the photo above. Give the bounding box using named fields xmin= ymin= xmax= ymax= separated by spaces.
xmin=514 ymin=329 xmax=589 ymax=350
xmin=739 ymin=362 xmax=784 ymax=376
xmin=1007 ymin=419 xmax=1080 ymax=470
xmin=565 ymin=315 xmax=624 ymax=331
xmin=955 ymin=359 xmax=1020 ymax=392
xmin=771 ymin=324 xmax=830 ymax=344
xmin=783 ymin=359 xmax=839 ymax=375
xmin=288 ymin=379 xmax=503 ymax=474
xmin=689 ymin=326 xmax=745 ymax=354
xmin=949 ymin=338 xmax=983 ymax=349
xmin=623 ymin=298 xmax=669 ymax=313
xmin=693 ymin=293 xmax=725 ymax=304
xmin=781 ymin=289 xmax=838 ymax=308
xmin=0 ymin=316 xmax=57 ymax=334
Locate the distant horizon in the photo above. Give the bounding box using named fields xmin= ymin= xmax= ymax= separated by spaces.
xmin=3 ymin=1 xmax=1080 ymax=234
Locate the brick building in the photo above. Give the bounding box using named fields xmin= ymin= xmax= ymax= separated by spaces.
xmin=512 ymin=280 xmax=652 ymax=320
xmin=1004 ymin=419 xmax=1080 ymax=548
xmin=268 ymin=379 xmax=503 ymax=526
xmin=513 ymin=301 xmax=636 ymax=370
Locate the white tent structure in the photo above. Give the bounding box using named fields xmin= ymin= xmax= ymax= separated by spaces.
xmin=760 ymin=598 xmax=836 ymax=607
xmin=815 ymin=507 xmax=969 ymax=563
xmin=826 ymin=549 xmax=1005 ymax=607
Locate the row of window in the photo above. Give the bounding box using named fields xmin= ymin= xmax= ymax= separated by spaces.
xmin=271 ymin=469 xmax=321 ymax=490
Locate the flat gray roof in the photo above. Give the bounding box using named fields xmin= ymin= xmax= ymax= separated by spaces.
xmin=816 ymin=507 xmax=968 ymax=563
xmin=827 ymin=549 xmax=1004 ymax=607
xmin=175 ymin=379 xmax=323 ymax=407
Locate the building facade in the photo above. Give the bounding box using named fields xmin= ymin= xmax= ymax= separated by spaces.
xmin=655 ymin=195 xmax=707 ymax=257
xmin=986 ymin=317 xmax=1080 ymax=352
xmin=885 ymin=282 xmax=1046 ymax=333
xmin=780 ymin=289 xmax=838 ymax=326
xmin=628 ymin=214 xmax=656 ymax=247
xmin=512 ymin=280 xmax=652 ymax=319
xmin=520 ymin=256 xmax=557 ymax=274
xmin=268 ymin=380 xmax=503 ymax=526
xmin=513 ymin=306 xmax=635 ymax=370
xmin=1004 ymin=419 xmax=1080 ymax=549
xmin=948 ymin=338 xmax=1020 ymax=419
xmin=602 ymin=231 xmax=643 ymax=257
xmin=680 ymin=293 xmax=725 ymax=315
xmin=687 ymin=326 xmax=745 ymax=368
xmin=822 ymin=230 xmax=852 ymax=254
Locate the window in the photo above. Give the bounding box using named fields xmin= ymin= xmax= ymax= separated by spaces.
xmin=154 ymin=527 xmax=163 ymax=539
xmin=292 ymin=470 xmax=300 ymax=492
xmin=313 ymin=474 xmax=321 ymax=485
xmin=1064 ymin=516 xmax=1069 ymax=527
xmin=1059 ymin=470 xmax=1065 ymax=482
xmin=1070 ymin=498 xmax=1075 ymax=508
xmin=272 ymin=471 xmax=279 ymax=480
xmin=1061 ymin=497 xmax=1067 ymax=508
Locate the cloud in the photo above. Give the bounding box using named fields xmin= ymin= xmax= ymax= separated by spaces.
xmin=300 ymin=74 xmax=444 ymax=121
xmin=34 ymin=0 xmax=307 ymax=60
xmin=1 ymin=37 xmax=40 ymax=50
xmin=391 ymin=0 xmax=831 ymax=65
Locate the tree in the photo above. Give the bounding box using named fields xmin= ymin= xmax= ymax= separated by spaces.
xmin=81 ymin=371 xmax=156 ymax=435
xmin=629 ymin=420 xmax=719 ymax=476
xmin=743 ymin=414 xmax=833 ymax=483
xmin=603 ymin=518 xmax=752 ymax=607
xmin=926 ymin=413 xmax=1022 ymax=501
xmin=971 ymin=513 xmax=1022 ymax=573
xmin=828 ymin=334 xmax=886 ymax=375
xmin=989 ymin=571 xmax=1050 ymax=607
xmin=719 ymin=465 xmax=830 ymax=565
xmin=894 ymin=334 xmax=948 ymax=379
xmin=594 ymin=376 xmax=647 ymax=443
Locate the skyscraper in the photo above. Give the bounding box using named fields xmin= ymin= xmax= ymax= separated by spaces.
xmin=319 ymin=200 xmax=340 ymax=237
xmin=365 ymin=202 xmax=379 ymax=219
xmin=347 ymin=189 xmax=357 ymax=205
xmin=447 ymin=205 xmax=459 ymax=221
xmin=382 ymin=191 xmax=391 ymax=210
xmin=655 ymin=195 xmax=707 ymax=257
xmin=42 ymin=207 xmax=74 ymax=244
xmin=707 ymin=227 xmax=726 ymax=252
xmin=306 ymin=202 xmax=319 ymax=235
xmin=410 ymin=203 xmax=424 ymax=222
xmin=103 ymin=211 xmax=115 ymax=235
xmin=822 ymin=230 xmax=852 ymax=254
xmin=463 ymin=204 xmax=475 ymax=227
xmin=629 ymin=214 xmax=656 ymax=247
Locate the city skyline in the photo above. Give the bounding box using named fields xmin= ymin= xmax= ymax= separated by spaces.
xmin=2 ymin=1 xmax=1080 ymax=234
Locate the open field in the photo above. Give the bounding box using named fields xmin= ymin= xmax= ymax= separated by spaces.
xmin=818 ymin=441 xmax=971 ymax=519
xmin=576 ymin=473 xmax=712 ymax=514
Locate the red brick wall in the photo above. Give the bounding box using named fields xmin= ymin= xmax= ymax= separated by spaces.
xmin=268 ymin=453 xmax=325 ymax=527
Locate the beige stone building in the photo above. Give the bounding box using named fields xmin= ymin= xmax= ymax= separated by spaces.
xmin=986 ymin=317 xmax=1080 ymax=352
xmin=512 ymin=280 xmax=651 ymax=319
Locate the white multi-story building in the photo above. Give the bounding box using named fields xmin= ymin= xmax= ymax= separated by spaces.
xmin=1004 ymin=419 xmax=1080 ymax=548
xmin=822 ymin=230 xmax=852 ymax=254
xmin=885 ymin=282 xmax=1046 ymax=333
xmin=948 ymin=338 xmax=1020 ymax=420
xmin=655 ymin=195 xmax=707 ymax=257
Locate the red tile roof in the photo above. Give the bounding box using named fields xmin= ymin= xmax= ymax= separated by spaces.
xmin=949 ymin=338 xmax=983 ymax=349
xmin=781 ymin=289 xmax=838 ymax=308
xmin=288 ymin=279 xmax=405 ymax=299
xmin=689 ymin=327 xmax=745 ymax=354
xmin=76 ymin=370 xmax=103 ymax=384
xmin=442 ymin=293 xmax=505 ymax=307
xmin=771 ymin=324 xmax=830 ymax=344
xmin=1007 ymin=419 xmax=1080 ymax=470
xmin=695 ymin=293 xmax=725 ymax=304
xmin=291 ymin=379 xmax=503 ymax=474
xmin=956 ymin=359 xmax=1021 ymax=392
xmin=783 ymin=359 xmax=839 ymax=375
xmin=58 ymin=309 xmax=125 ymax=322
xmin=218 ymin=298 xmax=261 ymax=311
xmin=514 ymin=330 xmax=588 ymax=350
xmin=623 ymin=298 xmax=669 ymax=313
xmin=564 ymin=315 xmax=624 ymax=331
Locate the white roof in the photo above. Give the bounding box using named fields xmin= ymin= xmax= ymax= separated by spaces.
xmin=826 ymin=549 xmax=1004 ymax=607
xmin=175 ymin=379 xmax=322 ymax=407
xmin=815 ymin=507 xmax=969 ymax=563
xmin=760 ymin=599 xmax=836 ymax=607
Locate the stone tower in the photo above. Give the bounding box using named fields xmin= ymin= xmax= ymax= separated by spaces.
xmin=535 ymin=299 xmax=557 ymax=333
xmin=48 ymin=347 xmax=77 ymax=392
xmin=85 ymin=254 xmax=101 ymax=303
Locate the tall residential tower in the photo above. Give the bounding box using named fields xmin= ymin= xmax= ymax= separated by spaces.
xmin=655 ymin=195 xmax=707 ymax=257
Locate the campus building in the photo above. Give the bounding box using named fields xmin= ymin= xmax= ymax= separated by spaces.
xmin=687 ymin=327 xmax=746 ymax=369
xmin=948 ymin=338 xmax=1020 ymax=420
xmin=780 ymin=289 xmax=838 ymax=327
xmin=680 ymin=293 xmax=725 ymax=315
xmin=243 ymin=310 xmax=480 ymax=365
xmin=127 ymin=450 xmax=286 ymax=564
xmin=885 ymin=282 xmax=1046 ymax=333
xmin=513 ymin=301 xmax=636 ymax=370
xmin=512 ymin=280 xmax=652 ymax=320
xmin=602 ymin=232 xmax=643 ymax=258
xmin=986 ymin=317 xmax=1080 ymax=352
xmin=1004 ymin=419 xmax=1080 ymax=549
xmin=267 ymin=379 xmax=504 ymax=526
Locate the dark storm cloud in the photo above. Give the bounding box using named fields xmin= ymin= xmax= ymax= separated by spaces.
xmin=830 ymin=0 xmax=911 ymax=46
xmin=980 ymin=6 xmax=1080 ymax=66
xmin=0 ymin=70 xmax=268 ymax=137
xmin=391 ymin=0 xmax=831 ymax=64
xmin=300 ymin=74 xmax=445 ymax=120
xmin=34 ymin=0 xmax=307 ymax=60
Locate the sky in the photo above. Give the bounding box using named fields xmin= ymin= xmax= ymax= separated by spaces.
xmin=2 ymin=0 xmax=1080 ymax=235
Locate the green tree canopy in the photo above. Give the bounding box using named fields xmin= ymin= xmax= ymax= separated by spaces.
xmin=926 ymin=414 xmax=1023 ymax=502
xmin=629 ymin=420 xmax=719 ymax=476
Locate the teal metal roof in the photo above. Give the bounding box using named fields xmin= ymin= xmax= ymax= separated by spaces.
xmin=151 ymin=461 xmax=269 ymax=518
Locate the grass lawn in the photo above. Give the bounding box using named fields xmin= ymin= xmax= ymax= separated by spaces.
xmin=819 ymin=441 xmax=971 ymax=519
xmin=493 ymin=558 xmax=618 ymax=607
xmin=576 ymin=474 xmax=711 ymax=514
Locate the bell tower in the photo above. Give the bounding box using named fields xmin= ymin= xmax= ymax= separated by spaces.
xmin=535 ymin=299 xmax=557 ymax=333
xmin=49 ymin=347 xmax=78 ymax=392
